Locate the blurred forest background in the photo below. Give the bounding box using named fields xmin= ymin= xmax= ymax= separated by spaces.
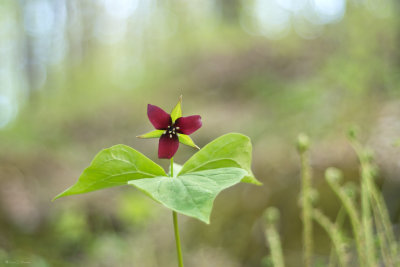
xmin=0 ymin=0 xmax=400 ymax=266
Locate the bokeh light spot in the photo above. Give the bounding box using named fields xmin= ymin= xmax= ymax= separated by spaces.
xmin=312 ymin=0 xmax=346 ymax=24
xmin=24 ymin=0 xmax=54 ymax=36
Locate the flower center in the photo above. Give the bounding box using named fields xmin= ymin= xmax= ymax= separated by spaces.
xmin=165 ymin=125 xmax=179 ymax=139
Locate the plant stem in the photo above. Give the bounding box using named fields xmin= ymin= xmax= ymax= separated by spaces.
xmin=360 ymin=166 xmax=376 ymax=267
xmin=263 ymin=207 xmax=285 ymax=267
xmin=369 ymin=178 xmax=398 ymax=265
xmin=299 ymin=149 xmax=313 ymax=267
xmin=170 ymin=157 xmax=174 ymax=178
xmin=349 ymin=139 xmax=377 ymax=267
xmin=328 ymin=207 xmax=346 ymax=267
xmin=312 ymin=208 xmax=348 ymax=267
xmin=325 ymin=169 xmax=364 ymax=266
xmin=171 ymin=157 xmax=184 ymax=267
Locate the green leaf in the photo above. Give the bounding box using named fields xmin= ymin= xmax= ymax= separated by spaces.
xmin=53 ymin=145 xmax=167 ymax=200
xmin=178 ymin=134 xmax=200 ymax=149
xmin=179 ymin=133 xmax=261 ymax=185
xmin=136 ymin=130 xmax=164 ymax=139
xmin=129 ymin=167 xmax=247 ymax=223
xmin=170 ymin=95 xmax=182 ymax=123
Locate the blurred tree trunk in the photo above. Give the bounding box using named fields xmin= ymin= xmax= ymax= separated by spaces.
xmin=216 ymin=0 xmax=241 ymax=24
xmin=21 ymin=25 xmax=36 ymax=101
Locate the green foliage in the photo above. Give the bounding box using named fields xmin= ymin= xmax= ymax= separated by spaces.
xmin=54 ymin=133 xmax=257 ymax=223
xmin=263 ymin=132 xmax=400 ymax=267
xmin=170 ymin=95 xmax=183 ymax=123
xmin=311 ymin=209 xmax=349 ymax=267
xmin=263 ymin=207 xmax=285 ymax=267
xmin=129 ymin=167 xmax=247 ymax=223
xmin=53 ymin=145 xmax=167 ymax=200
xmin=298 ymin=133 xmax=313 ymax=267
xmin=136 ymin=129 xmax=200 ymax=149
xmin=179 ymin=133 xmax=261 ymax=185
xmin=178 ymin=134 xmax=200 ymax=149
xmin=137 ymin=130 xmax=164 ymax=139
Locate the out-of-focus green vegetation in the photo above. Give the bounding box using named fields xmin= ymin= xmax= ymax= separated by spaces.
xmin=0 ymin=0 xmax=400 ymax=266
xmin=264 ymin=133 xmax=399 ymax=267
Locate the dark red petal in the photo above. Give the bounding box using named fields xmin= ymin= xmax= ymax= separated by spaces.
xmin=158 ymin=134 xmax=179 ymax=159
xmin=147 ymin=104 xmax=171 ymax=130
xmin=175 ymin=115 xmax=202 ymax=135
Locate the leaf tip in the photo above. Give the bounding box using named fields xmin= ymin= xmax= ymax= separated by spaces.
xmin=136 ymin=130 xmax=163 ymax=139
xmin=248 ymin=174 xmax=262 ymax=186
xmin=200 ymin=216 xmax=210 ymax=224
xmin=241 ymin=175 xmax=262 ymax=186
xmin=51 ymin=185 xmax=78 ymax=201
xmin=52 ymin=193 xmax=63 ymax=202
xmin=254 ymin=180 xmax=263 ymax=186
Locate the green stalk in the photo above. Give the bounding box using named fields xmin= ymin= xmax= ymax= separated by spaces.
xmin=325 ymin=168 xmax=364 ymax=266
xmin=349 ymin=130 xmax=397 ymax=265
xmin=371 ymin=199 xmax=392 ymax=267
xmin=369 ymin=180 xmax=398 ymax=265
xmin=328 ymin=207 xmax=347 ymax=267
xmin=263 ymin=207 xmax=285 ymax=267
xmin=312 ymin=208 xmax=348 ymax=267
xmin=349 ymin=137 xmax=377 ymax=267
xmin=360 ymin=165 xmax=376 ymax=267
xmin=170 ymin=157 xmax=184 ymax=267
xmin=297 ymin=134 xmax=313 ymax=267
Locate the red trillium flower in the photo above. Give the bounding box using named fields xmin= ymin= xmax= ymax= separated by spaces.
xmin=137 ymin=96 xmax=202 ymax=159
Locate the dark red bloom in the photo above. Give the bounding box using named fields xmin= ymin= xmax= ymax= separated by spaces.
xmin=143 ymin=103 xmax=202 ymax=159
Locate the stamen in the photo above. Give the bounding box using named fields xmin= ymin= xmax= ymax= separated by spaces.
xmin=167 ymin=126 xmax=170 ymax=128
xmin=169 ymin=134 xmax=172 ymax=138
xmin=176 ymin=127 xmax=180 ymax=130
xmin=164 ymin=131 xmax=167 ymax=134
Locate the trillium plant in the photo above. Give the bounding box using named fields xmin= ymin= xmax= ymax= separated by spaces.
xmin=53 ymin=96 xmax=260 ymax=267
